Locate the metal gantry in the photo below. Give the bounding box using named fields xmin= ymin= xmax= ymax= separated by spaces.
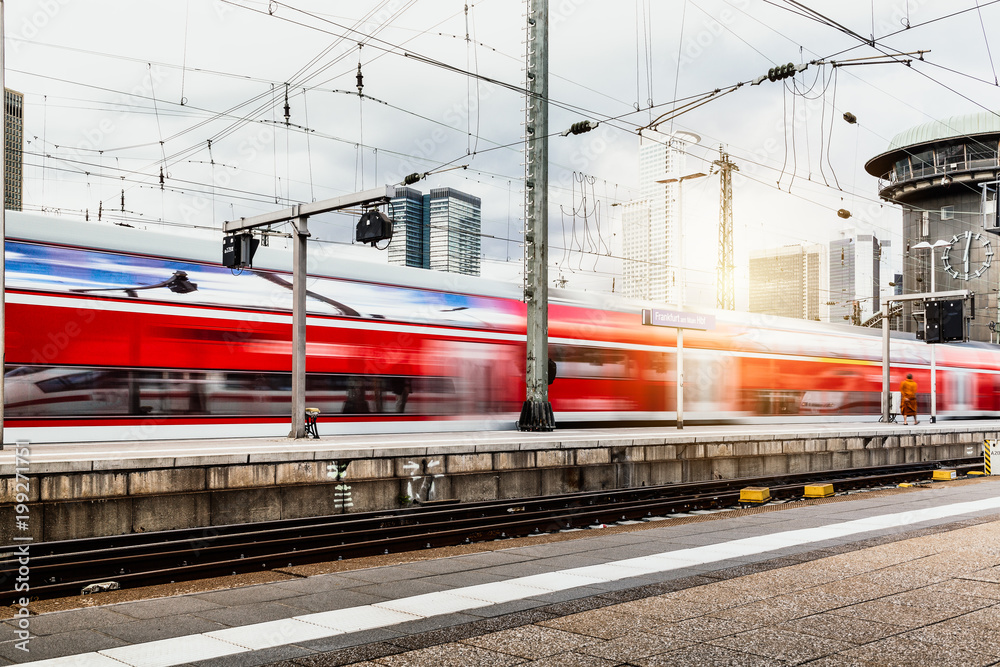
xmin=223 ymin=186 xmax=392 ymax=438
xmin=518 ymin=0 xmax=554 ymax=431
xmin=713 ymin=146 xmax=737 ymax=311
xmin=880 ymin=289 xmax=970 ymax=423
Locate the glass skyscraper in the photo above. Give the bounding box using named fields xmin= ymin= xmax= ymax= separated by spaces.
xmin=622 ymin=130 xmax=696 ymax=304
xmin=829 ymin=231 xmax=881 ymax=324
xmin=5 ymin=88 xmax=23 ymax=211
xmin=388 ymin=186 xmax=481 ymax=276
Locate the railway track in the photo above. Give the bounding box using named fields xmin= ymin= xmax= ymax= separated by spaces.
xmin=0 ymin=457 xmax=985 ymax=604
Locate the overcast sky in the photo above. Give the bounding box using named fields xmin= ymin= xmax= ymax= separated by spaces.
xmin=6 ymin=0 xmax=1000 ymax=309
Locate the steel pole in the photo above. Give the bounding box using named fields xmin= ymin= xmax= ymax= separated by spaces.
xmin=930 ymin=247 xmax=936 ymax=424
xmin=290 ymin=211 xmax=308 ymax=438
xmin=517 ymin=0 xmax=554 ymax=431
xmin=676 ymin=327 xmax=684 ymax=429
xmin=677 ymin=182 xmax=684 ymax=308
xmin=882 ymin=296 xmax=890 ymax=423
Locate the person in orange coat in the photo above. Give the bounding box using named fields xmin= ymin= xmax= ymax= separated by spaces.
xmin=900 ymin=373 xmax=918 ymax=425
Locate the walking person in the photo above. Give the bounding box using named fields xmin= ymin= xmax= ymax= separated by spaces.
xmin=900 ymin=373 xmax=919 ymax=425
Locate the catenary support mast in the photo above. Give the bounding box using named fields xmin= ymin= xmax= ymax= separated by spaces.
xmin=518 ymin=0 xmax=554 ymax=431
xmin=714 ymin=146 xmax=737 ymax=310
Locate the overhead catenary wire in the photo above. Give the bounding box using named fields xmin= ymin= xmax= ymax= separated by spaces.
xmin=9 ymin=0 xmax=828 ymax=214
xmin=17 ymin=0 xmax=1000 ymax=278
xmin=302 ymin=88 xmax=315 ymax=202
xmin=179 ymin=0 xmax=191 ymax=105
xmin=974 ymin=0 xmax=998 ymax=86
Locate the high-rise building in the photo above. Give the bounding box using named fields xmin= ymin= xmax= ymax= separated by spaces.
xmin=387 ymin=187 xmax=426 ymax=269
xmin=427 ymin=188 xmax=481 ymax=276
xmin=622 ymin=130 xmax=699 ymax=304
xmin=388 ymin=186 xmax=481 ymax=276
xmin=621 ymin=199 xmax=651 ymax=300
xmin=749 ymin=244 xmax=824 ymax=320
xmin=828 ymin=231 xmax=881 ymax=324
xmin=5 ymin=88 xmax=23 ymax=211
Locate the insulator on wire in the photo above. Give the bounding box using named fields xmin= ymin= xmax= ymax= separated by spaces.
xmin=767 ymin=62 xmax=798 ymax=82
xmin=562 ymin=120 xmax=598 ymax=136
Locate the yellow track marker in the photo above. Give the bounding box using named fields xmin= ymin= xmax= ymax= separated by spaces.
xmin=740 ymin=487 xmax=770 ymax=503
xmin=804 ymin=483 xmax=834 ymax=498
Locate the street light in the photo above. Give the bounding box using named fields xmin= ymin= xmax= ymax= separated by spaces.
xmin=912 ymin=239 xmax=952 ymax=423
xmin=656 ymin=172 xmax=707 ymax=308
xmin=912 ymin=240 xmax=951 ymax=294
xmin=653 ymin=171 xmax=706 ymax=431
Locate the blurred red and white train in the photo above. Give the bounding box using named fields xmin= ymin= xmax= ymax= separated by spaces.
xmin=5 ymin=212 xmax=999 ymax=444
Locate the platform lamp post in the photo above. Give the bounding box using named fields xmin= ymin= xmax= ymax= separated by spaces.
xmin=656 ymin=172 xmax=706 ymax=309
xmin=224 ymin=186 xmax=393 ymax=439
xmin=655 ymin=171 xmax=705 ymax=429
xmin=913 ymin=239 xmax=952 ymax=423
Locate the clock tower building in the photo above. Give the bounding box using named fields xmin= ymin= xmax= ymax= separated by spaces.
xmin=865 ymin=111 xmax=1000 ymax=343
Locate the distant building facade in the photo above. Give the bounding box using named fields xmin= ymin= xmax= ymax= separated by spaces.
xmin=865 ymin=110 xmax=1000 ymax=342
xmin=621 ymin=130 xmax=699 ymax=304
xmin=749 ymin=244 xmax=824 ymax=320
xmin=388 ymin=186 xmax=481 ymax=276
xmin=828 ymin=231 xmax=881 ymax=324
xmin=621 ymin=199 xmax=651 ymax=300
xmin=5 ymin=88 xmax=23 ymax=211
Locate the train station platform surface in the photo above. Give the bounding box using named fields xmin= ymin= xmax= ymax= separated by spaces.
xmin=4 ymin=476 xmax=1000 ymax=666
xmin=3 ymin=420 xmax=997 ymax=470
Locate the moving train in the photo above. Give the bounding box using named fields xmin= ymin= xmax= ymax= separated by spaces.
xmin=5 ymin=212 xmax=999 ymax=444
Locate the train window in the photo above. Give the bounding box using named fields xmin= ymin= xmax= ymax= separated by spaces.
xmin=5 ymin=365 xmax=458 ymax=418
xmin=35 ymin=370 xmax=107 ymax=393
xmin=6 ymin=366 xmax=43 ymax=377
xmin=548 ymin=345 xmax=629 ymax=379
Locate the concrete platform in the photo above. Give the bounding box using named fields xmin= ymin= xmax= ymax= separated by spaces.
xmin=0 ymin=422 xmax=993 ymax=541
xmin=3 ymin=476 xmax=1000 ymax=666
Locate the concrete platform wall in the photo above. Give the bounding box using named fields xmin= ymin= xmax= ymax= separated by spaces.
xmin=1 ymin=429 xmax=990 ymax=542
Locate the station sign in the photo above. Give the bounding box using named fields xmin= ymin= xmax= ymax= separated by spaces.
xmin=642 ymin=308 xmax=716 ymax=331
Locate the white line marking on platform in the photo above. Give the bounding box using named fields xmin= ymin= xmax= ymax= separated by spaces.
xmin=373 ymin=591 xmax=493 ymax=616
xmin=99 ymin=634 xmax=247 ymax=666
xmin=447 ymin=580 xmax=553 ymax=604
xmin=297 ymin=605 xmax=420 ymax=633
xmin=16 ymin=495 xmax=1000 ymax=667
xmin=512 ymin=571 xmax=609 ymax=591
xmin=205 ymin=618 xmax=344 ymax=650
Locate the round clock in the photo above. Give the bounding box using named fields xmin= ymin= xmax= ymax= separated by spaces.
xmin=942 ymin=230 xmax=993 ymax=280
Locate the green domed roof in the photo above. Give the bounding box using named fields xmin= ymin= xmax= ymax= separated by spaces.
xmin=887 ymin=110 xmax=1000 ymax=150
xmin=866 ymin=110 xmax=1000 ymax=177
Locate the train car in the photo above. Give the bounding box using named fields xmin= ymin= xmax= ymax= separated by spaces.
xmin=4 ymin=212 xmax=998 ymax=444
